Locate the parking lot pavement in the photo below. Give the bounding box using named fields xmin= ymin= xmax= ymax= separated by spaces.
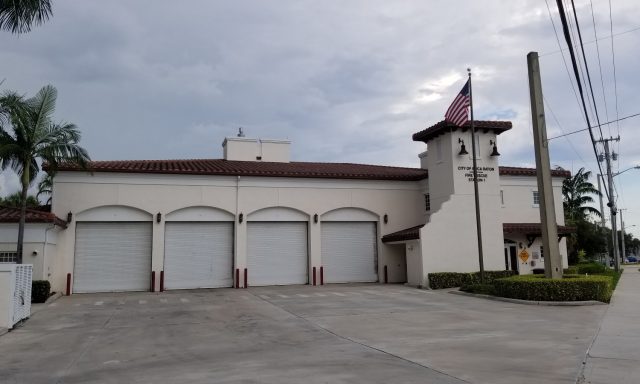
xmin=0 ymin=284 xmax=605 ymax=384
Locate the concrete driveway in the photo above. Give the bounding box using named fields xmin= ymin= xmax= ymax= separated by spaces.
xmin=0 ymin=284 xmax=605 ymax=384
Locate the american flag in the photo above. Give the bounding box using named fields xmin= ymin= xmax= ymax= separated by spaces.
xmin=444 ymin=79 xmax=470 ymax=126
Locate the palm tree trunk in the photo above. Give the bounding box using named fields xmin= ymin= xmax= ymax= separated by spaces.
xmin=16 ymin=166 xmax=30 ymax=265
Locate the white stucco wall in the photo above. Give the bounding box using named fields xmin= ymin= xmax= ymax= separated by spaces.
xmin=51 ymin=172 xmax=427 ymax=293
xmin=0 ymin=223 xmax=61 ymax=282
xmin=499 ymin=175 xmax=565 ymax=225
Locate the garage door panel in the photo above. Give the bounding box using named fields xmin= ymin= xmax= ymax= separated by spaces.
xmin=248 ymin=222 xmax=307 ymax=286
xmin=164 ymin=222 xmax=233 ymax=289
xmin=322 ymin=222 xmax=377 ymax=283
xmin=74 ymin=222 xmax=152 ymax=293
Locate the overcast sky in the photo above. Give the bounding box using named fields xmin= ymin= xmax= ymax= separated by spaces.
xmin=1 ymin=0 xmax=638 ymax=238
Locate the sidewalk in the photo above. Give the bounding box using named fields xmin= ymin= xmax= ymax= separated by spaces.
xmin=579 ymin=267 xmax=640 ymax=383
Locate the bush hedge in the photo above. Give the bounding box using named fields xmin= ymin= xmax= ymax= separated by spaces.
xmin=428 ymin=270 xmax=517 ymax=289
xmin=31 ymin=280 xmax=51 ymax=303
xmin=563 ymin=263 xmax=607 ymax=275
xmin=493 ymin=274 xmax=613 ymax=303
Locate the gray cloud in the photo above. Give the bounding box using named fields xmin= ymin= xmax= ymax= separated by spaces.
xmin=0 ymin=0 xmax=638 ymax=236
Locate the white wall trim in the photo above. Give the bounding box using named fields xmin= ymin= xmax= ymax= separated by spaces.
xmin=165 ymin=206 xmax=235 ymax=221
xmin=247 ymin=206 xmax=309 ymax=221
xmin=76 ymin=205 xmax=153 ymax=222
xmin=321 ymin=207 xmax=379 ymax=221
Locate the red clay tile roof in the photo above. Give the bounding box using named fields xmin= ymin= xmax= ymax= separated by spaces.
xmin=50 ymin=159 xmax=569 ymax=180
xmin=503 ymin=223 xmax=576 ymax=235
xmin=52 ymin=159 xmax=430 ymax=181
xmin=0 ymin=206 xmax=68 ymax=228
xmin=381 ymin=224 xmax=424 ymax=243
xmin=499 ymin=166 xmax=571 ymax=178
xmin=413 ymin=120 xmax=512 ymax=143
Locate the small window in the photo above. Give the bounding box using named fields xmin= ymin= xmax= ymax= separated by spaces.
xmin=533 ymin=191 xmax=540 ymax=206
xmin=500 ymin=190 xmax=504 ymax=205
xmin=425 ymin=194 xmax=431 ymax=211
xmin=540 ymin=246 xmax=544 ymax=259
xmin=0 ymin=252 xmax=17 ymax=263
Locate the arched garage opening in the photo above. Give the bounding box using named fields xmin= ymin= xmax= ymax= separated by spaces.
xmin=73 ymin=205 xmax=153 ymax=293
xmin=246 ymin=207 xmax=309 ymax=286
xmin=320 ymin=208 xmax=379 ymax=283
xmin=163 ymin=206 xmax=235 ymax=290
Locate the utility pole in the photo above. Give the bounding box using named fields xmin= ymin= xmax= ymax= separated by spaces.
xmin=596 ymin=175 xmax=608 ymax=265
xmin=527 ymin=52 xmax=562 ymax=279
xmin=620 ymin=209 xmax=627 ymax=261
xmin=597 ymin=136 xmax=621 ymax=271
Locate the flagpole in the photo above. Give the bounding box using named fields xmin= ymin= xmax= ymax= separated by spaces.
xmin=468 ymin=68 xmax=485 ymax=283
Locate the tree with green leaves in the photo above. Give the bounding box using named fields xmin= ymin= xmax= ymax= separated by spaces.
xmin=0 ymin=191 xmax=39 ymax=207
xmin=0 ymin=0 xmax=52 ymax=34
xmin=37 ymin=172 xmax=52 ymax=204
xmin=0 ymin=85 xmax=89 ymax=263
xmin=562 ymin=167 xmax=601 ymax=222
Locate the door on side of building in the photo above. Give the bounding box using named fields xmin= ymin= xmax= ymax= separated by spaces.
xmin=164 ymin=222 xmax=234 ymax=289
xmin=504 ymin=243 xmax=518 ymax=272
xmin=74 ymin=222 xmax=152 ymax=293
xmin=321 ymin=221 xmax=378 ymax=283
xmin=247 ymin=221 xmax=308 ymax=286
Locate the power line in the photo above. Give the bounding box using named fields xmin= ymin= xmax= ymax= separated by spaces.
xmin=589 ymin=0 xmax=611 ymax=137
xmin=569 ymin=0 xmax=605 ymax=142
xmin=539 ymin=25 xmax=640 ymax=57
xmin=565 ymin=0 xmax=595 ymax=123
xmin=543 ymin=0 xmax=588 ymax=125
xmin=543 ymin=95 xmax=589 ymax=167
xmin=547 ymin=112 xmax=640 ymax=141
xmin=554 ymin=0 xmax=609 ymax=200
xmin=608 ymin=0 xmax=621 ymax=138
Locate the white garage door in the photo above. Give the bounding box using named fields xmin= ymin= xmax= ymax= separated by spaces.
xmin=321 ymin=222 xmax=378 ymax=283
xmin=164 ymin=222 xmax=233 ymax=289
xmin=247 ymin=222 xmax=307 ymax=286
xmin=74 ymin=222 xmax=152 ymax=293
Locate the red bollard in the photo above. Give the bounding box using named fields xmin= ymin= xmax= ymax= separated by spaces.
xmin=66 ymin=273 xmax=71 ymax=296
xmin=160 ymin=271 xmax=164 ymax=292
xmin=384 ymin=265 xmax=388 ymax=284
xmin=313 ymin=267 xmax=317 ymax=286
xmin=151 ymin=271 xmax=156 ymax=292
xmin=320 ymin=266 xmax=324 ymax=285
xmin=244 ymin=268 xmax=248 ymax=288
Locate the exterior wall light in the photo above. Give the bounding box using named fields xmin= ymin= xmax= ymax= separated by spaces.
xmin=156 ymin=212 xmax=162 ymax=223
xmin=313 ymin=213 xmax=318 ymax=223
xmin=67 ymin=212 xmax=73 ymax=223
xmin=458 ymin=138 xmax=469 ymax=156
xmin=238 ymin=213 xmax=243 ymax=224
xmin=384 ymin=214 xmax=388 ymax=224
xmin=490 ymin=140 xmax=500 ymax=157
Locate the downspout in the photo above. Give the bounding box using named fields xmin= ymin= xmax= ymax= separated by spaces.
xmin=43 ymin=223 xmax=55 ymax=279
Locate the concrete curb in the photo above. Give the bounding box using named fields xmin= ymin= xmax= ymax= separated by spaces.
xmin=45 ymin=292 xmax=63 ymax=304
xmin=449 ymin=290 xmax=606 ymax=306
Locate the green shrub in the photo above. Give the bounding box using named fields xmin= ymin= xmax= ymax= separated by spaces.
xmin=31 ymin=280 xmax=51 ymax=303
xmin=460 ymin=283 xmax=496 ymax=295
xmin=428 ymin=270 xmax=517 ymax=289
xmin=493 ymin=274 xmax=613 ymax=303
xmin=576 ymin=263 xmax=607 ymax=274
xmin=563 ymin=266 xmax=579 ymax=274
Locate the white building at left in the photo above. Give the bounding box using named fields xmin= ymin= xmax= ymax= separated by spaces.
xmin=0 ymin=120 xmax=574 ymax=294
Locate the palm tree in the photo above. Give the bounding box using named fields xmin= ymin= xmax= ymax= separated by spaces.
xmin=0 ymin=0 xmax=52 ymax=34
xmin=0 ymin=85 xmax=89 ymax=263
xmin=562 ymin=167 xmax=601 ymax=222
xmin=37 ymin=172 xmax=53 ymax=204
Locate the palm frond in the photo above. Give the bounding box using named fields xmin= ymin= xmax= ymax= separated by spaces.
xmin=0 ymin=0 xmax=52 ymax=34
